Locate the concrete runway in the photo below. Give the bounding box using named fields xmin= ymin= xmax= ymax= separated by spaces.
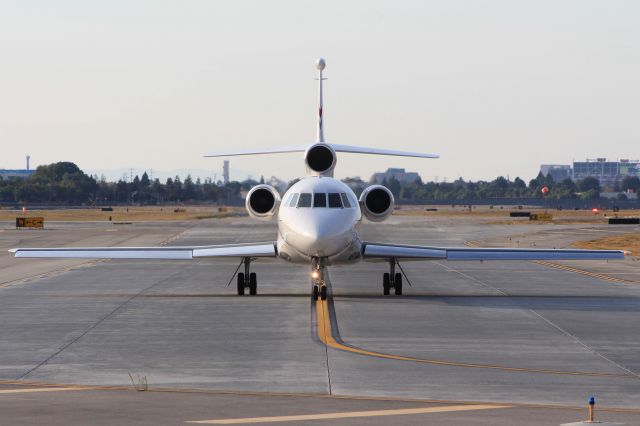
xmin=1 ymin=216 xmax=639 ymax=425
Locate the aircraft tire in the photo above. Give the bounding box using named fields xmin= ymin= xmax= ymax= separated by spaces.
xmin=383 ymin=273 xmax=390 ymax=295
xmin=237 ymin=273 xmax=245 ymax=296
xmin=249 ymin=272 xmax=257 ymax=295
xmin=312 ymin=285 xmax=319 ymax=301
xmin=320 ymin=285 xmax=327 ymax=301
xmin=394 ymin=273 xmax=403 ymax=295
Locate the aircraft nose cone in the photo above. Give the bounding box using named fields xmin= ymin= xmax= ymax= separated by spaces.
xmin=293 ymin=218 xmax=352 ymax=257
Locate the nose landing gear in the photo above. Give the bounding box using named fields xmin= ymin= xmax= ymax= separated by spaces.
xmin=311 ymin=258 xmax=328 ymax=301
xmin=382 ymin=259 xmax=403 ymax=296
xmin=312 ymin=271 xmax=328 ymax=301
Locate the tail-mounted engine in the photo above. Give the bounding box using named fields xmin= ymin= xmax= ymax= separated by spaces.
xmin=304 ymin=143 xmax=336 ymax=176
xmin=359 ymin=185 xmax=394 ymax=222
xmin=245 ymin=185 xmax=281 ymax=220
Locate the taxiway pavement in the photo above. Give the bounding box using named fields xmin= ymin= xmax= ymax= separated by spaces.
xmin=1 ymin=216 xmax=639 ymax=424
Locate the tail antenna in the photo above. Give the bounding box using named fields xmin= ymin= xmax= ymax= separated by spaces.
xmin=315 ymin=58 xmax=327 ymax=143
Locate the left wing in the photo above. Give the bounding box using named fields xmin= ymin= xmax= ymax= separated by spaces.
xmin=10 ymin=242 xmax=277 ymax=260
xmin=362 ymin=242 xmax=626 ymax=261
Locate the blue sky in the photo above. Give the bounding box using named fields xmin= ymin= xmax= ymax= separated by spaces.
xmin=1 ymin=1 xmax=639 ymax=182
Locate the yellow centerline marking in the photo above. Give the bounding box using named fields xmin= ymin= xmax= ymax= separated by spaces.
xmin=315 ymin=300 xmax=634 ymax=378
xmin=0 ymin=387 xmax=87 ymax=394
xmin=186 ymin=404 xmax=510 ymax=424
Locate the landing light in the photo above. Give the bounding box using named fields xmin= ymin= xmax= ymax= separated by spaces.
xmin=311 ymin=271 xmax=319 ymax=279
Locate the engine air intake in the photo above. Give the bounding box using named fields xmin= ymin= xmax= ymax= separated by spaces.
xmin=246 ymin=185 xmax=281 ymax=220
xmin=305 ymin=144 xmax=336 ymax=175
xmin=359 ymin=185 xmax=394 ymax=222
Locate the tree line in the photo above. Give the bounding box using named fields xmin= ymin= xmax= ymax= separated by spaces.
xmin=1 ymin=162 xmax=639 ymax=205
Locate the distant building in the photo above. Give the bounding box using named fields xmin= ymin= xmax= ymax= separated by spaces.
xmin=540 ymin=165 xmax=571 ymax=182
xmin=601 ymin=191 xmax=638 ymax=200
xmin=539 ymin=158 xmax=640 ymax=188
xmin=1 ymin=155 xmax=34 ymax=180
xmin=0 ymin=169 xmax=33 ymax=180
xmin=371 ymin=168 xmax=421 ymax=185
xmin=223 ymin=160 xmax=230 ymax=185
xmin=572 ymin=158 xmax=640 ymax=188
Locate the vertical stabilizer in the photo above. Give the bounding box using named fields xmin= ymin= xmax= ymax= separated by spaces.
xmin=316 ymin=58 xmax=326 ymax=143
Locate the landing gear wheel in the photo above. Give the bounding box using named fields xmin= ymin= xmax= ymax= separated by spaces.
xmin=249 ymin=272 xmax=257 ymax=295
xmin=320 ymin=285 xmax=328 ymax=301
xmin=383 ymin=273 xmax=390 ymax=296
xmin=312 ymin=285 xmax=319 ymax=301
xmin=394 ymin=273 xmax=403 ymax=295
xmin=237 ymin=273 xmax=245 ymax=296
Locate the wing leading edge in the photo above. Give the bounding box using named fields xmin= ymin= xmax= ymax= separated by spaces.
xmin=362 ymin=242 xmax=626 ymax=261
xmin=10 ymin=242 xmax=277 ymax=260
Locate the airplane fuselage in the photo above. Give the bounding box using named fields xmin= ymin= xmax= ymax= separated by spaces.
xmin=276 ymin=176 xmax=363 ymax=265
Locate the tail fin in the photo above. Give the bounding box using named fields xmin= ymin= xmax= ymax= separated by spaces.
xmin=316 ymin=58 xmax=327 ymax=143
xmin=203 ymin=58 xmax=439 ymax=160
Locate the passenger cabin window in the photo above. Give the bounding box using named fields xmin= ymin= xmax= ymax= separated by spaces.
xmin=328 ymin=193 xmax=343 ymax=208
xmin=297 ymin=193 xmax=311 ymax=207
xmin=313 ymin=193 xmax=327 ymax=208
xmin=288 ymin=193 xmax=299 ymax=207
xmin=340 ymin=193 xmax=351 ymax=208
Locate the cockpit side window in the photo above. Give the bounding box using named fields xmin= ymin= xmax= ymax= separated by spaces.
xmin=348 ymin=193 xmax=358 ymax=208
xmin=328 ymin=193 xmax=342 ymax=208
xmin=288 ymin=193 xmax=299 ymax=207
xmin=297 ymin=193 xmax=311 ymax=207
xmin=313 ymin=193 xmax=327 ymax=208
xmin=340 ymin=193 xmax=351 ymax=208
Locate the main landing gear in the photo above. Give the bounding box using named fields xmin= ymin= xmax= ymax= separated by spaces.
xmin=382 ymin=259 xmax=402 ymax=296
xmin=237 ymin=257 xmax=257 ymax=296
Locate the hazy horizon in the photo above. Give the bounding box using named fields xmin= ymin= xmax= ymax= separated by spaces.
xmin=2 ymin=1 xmax=638 ymax=183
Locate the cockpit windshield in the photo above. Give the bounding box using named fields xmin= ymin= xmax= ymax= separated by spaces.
xmin=288 ymin=192 xmax=353 ymax=208
xmin=297 ymin=193 xmax=312 ymax=207
xmin=328 ymin=193 xmax=342 ymax=208
xmin=313 ymin=193 xmax=327 ymax=208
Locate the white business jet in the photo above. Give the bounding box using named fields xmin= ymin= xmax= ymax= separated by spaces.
xmin=11 ymin=58 xmax=625 ymax=300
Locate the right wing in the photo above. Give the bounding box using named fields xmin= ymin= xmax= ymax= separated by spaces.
xmin=10 ymin=242 xmax=277 ymax=260
xmin=362 ymin=242 xmax=626 ymax=261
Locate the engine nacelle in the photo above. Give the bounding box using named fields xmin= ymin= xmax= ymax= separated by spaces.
xmin=245 ymin=185 xmax=281 ymax=220
xmin=304 ymin=143 xmax=336 ymax=176
xmin=359 ymin=185 xmax=394 ymax=222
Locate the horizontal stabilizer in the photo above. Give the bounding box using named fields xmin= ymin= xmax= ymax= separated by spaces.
xmin=362 ymin=242 xmax=626 ymax=261
xmin=204 ymin=143 xmax=438 ymax=159
xmin=203 ymin=146 xmax=307 ymax=157
xmin=10 ymin=242 xmax=277 ymax=260
xmin=329 ymin=144 xmax=439 ymax=158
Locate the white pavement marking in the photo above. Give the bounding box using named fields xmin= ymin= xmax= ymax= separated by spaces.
xmin=0 ymin=387 xmax=87 ymax=394
xmin=186 ymin=404 xmax=510 ymax=424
